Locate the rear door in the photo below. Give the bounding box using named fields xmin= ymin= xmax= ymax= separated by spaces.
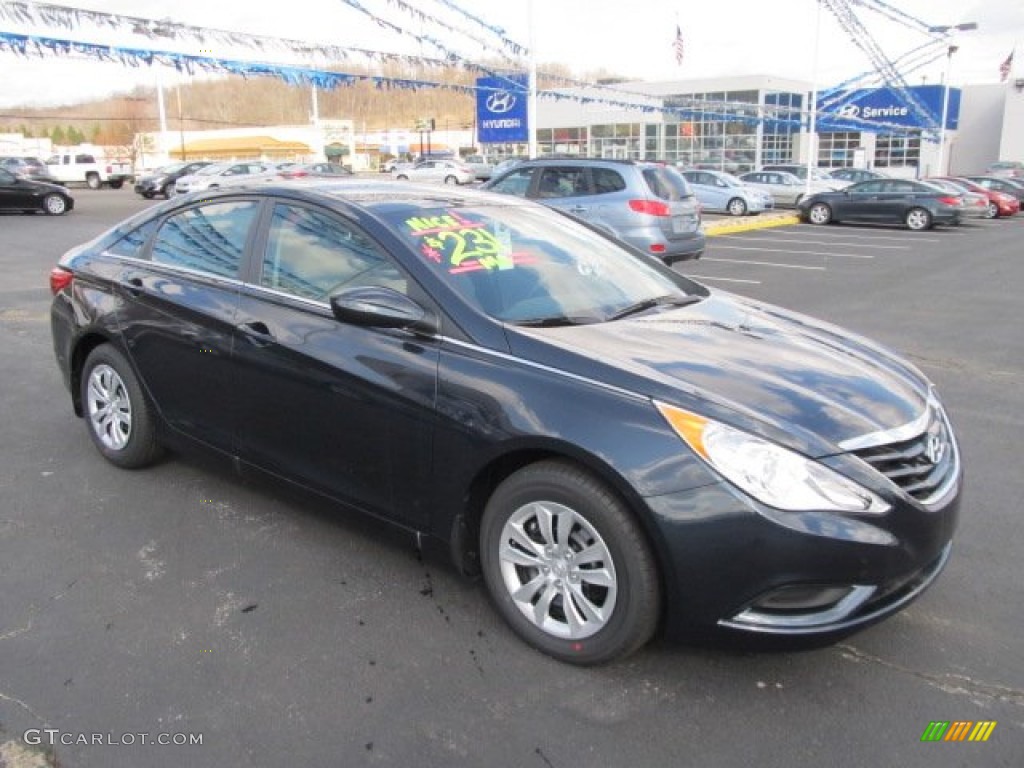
xmin=530 ymin=165 xmax=595 ymax=222
xmin=115 ymin=198 xmax=260 ymax=450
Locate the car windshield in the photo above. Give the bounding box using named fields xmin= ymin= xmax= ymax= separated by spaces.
xmin=159 ymin=163 xmax=188 ymax=173
xmin=381 ymin=204 xmax=704 ymax=325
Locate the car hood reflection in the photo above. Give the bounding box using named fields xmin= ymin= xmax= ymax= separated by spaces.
xmin=507 ymin=294 xmax=929 ymax=454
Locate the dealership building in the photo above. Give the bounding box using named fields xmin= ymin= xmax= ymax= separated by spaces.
xmin=529 ymin=74 xmax=1024 ymax=176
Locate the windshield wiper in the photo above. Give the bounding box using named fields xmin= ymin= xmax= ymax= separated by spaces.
xmin=513 ymin=315 xmax=601 ymax=327
xmin=607 ymin=294 xmax=701 ymax=321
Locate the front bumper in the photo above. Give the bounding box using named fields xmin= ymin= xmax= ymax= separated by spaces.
xmin=643 ymin=476 xmax=959 ymax=641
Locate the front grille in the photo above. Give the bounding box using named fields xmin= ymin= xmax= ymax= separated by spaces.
xmin=851 ymin=406 xmax=957 ymax=505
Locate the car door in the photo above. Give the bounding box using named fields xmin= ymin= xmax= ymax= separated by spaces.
xmin=115 ymin=198 xmax=260 ymax=450
xmin=0 ymin=168 xmax=33 ymax=209
xmin=230 ymin=200 xmax=440 ymax=525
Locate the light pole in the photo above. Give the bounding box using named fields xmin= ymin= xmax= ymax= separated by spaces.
xmin=929 ymin=22 xmax=977 ymax=176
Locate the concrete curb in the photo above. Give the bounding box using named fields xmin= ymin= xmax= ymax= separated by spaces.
xmin=704 ymin=212 xmax=801 ymax=236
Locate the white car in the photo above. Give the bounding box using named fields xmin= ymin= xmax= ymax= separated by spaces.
xmin=175 ymin=161 xmax=278 ymax=194
xmin=737 ymin=171 xmax=836 ymax=207
xmin=391 ymin=160 xmax=475 ymax=185
xmin=680 ymin=169 xmax=773 ymax=216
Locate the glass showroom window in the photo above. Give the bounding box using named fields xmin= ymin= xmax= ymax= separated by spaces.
xmin=875 ymin=131 xmax=921 ymax=169
xmin=818 ymin=132 xmax=861 ymax=168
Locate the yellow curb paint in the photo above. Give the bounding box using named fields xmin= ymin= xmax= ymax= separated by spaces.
xmin=704 ymin=215 xmax=801 ymax=237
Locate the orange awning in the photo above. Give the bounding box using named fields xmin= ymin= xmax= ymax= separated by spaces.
xmin=170 ymin=135 xmax=313 ymax=159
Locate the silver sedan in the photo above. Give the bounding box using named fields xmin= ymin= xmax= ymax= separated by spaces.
xmin=391 ymin=160 xmax=475 ymax=185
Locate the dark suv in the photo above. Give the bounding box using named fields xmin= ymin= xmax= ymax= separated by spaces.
xmin=483 ymin=158 xmax=704 ymax=264
xmin=0 ymin=156 xmax=60 ymax=184
xmin=134 ymin=161 xmax=213 ymax=199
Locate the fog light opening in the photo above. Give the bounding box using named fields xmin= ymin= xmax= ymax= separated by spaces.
xmin=728 ymin=584 xmax=876 ymax=630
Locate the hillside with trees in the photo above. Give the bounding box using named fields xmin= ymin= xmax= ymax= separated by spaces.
xmin=0 ymin=61 xmax=617 ymax=148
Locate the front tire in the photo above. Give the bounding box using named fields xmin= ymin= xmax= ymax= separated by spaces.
xmin=905 ymin=207 xmax=932 ymax=231
xmin=807 ymin=202 xmax=832 ymax=225
xmin=42 ymin=193 xmax=67 ymax=215
xmin=444 ymin=175 xmax=459 ymax=185
xmin=162 ymin=182 xmax=175 ymax=198
xmin=81 ymin=344 xmax=162 ymax=469
xmin=480 ymin=460 xmax=660 ymax=665
xmin=726 ymin=197 xmax=748 ymax=216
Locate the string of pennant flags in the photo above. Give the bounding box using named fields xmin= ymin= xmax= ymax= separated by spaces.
xmin=0 ymin=0 xmax=935 ymax=136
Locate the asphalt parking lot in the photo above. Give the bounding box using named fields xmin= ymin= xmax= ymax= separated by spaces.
xmin=1 ymin=190 xmax=1022 ymax=768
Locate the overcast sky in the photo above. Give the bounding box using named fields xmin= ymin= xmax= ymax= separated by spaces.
xmin=1 ymin=0 xmax=1022 ymax=108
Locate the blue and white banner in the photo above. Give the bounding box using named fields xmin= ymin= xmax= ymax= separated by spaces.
xmin=476 ymin=75 xmax=529 ymax=143
xmin=821 ymin=84 xmax=960 ymax=133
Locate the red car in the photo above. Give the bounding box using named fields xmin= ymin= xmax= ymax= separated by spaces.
xmin=928 ymin=177 xmax=1020 ymax=219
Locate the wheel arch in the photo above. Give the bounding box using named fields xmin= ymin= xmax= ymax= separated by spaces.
xmin=69 ymin=331 xmax=126 ymax=416
xmin=446 ymin=442 xmax=672 ymax=626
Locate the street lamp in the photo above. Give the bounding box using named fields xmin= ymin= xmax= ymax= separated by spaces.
xmin=929 ymin=22 xmax=978 ymax=176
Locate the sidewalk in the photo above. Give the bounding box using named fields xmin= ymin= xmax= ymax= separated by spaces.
xmin=703 ymin=209 xmax=800 ymax=236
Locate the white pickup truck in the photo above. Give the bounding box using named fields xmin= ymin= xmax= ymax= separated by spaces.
xmin=45 ymin=152 xmax=133 ymax=189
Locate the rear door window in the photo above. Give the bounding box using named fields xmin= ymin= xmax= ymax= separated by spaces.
xmin=151 ymin=201 xmax=259 ymax=278
xmin=590 ymin=167 xmax=626 ymax=195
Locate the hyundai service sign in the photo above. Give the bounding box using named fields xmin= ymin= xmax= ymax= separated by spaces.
xmin=476 ymin=75 xmax=529 ymax=143
xmin=823 ymin=85 xmax=960 ymax=132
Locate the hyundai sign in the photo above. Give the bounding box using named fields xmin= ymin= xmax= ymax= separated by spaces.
xmin=822 ymin=84 xmax=959 ymax=132
xmin=476 ymin=75 xmax=529 ymax=143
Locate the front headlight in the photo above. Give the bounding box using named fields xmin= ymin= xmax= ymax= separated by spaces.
xmin=655 ymin=402 xmax=890 ymax=514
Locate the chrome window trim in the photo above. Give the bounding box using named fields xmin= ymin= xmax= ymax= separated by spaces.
xmin=109 ymin=253 xmax=246 ymax=288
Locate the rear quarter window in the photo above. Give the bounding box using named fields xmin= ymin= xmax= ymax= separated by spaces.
xmin=591 ymin=167 xmax=626 ymax=195
xmin=642 ymin=167 xmax=691 ymax=201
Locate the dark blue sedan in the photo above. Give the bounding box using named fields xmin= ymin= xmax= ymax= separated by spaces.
xmin=49 ymin=181 xmax=961 ymax=663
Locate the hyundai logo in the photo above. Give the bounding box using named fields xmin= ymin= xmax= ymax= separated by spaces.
xmin=486 ymin=91 xmax=517 ymax=114
xmin=924 ymin=434 xmax=946 ymax=465
xmin=837 ymin=104 xmax=861 ymax=119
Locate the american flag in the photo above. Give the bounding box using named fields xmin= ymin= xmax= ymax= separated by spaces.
xmin=674 ymin=24 xmax=685 ymax=66
xmin=1000 ymin=50 xmax=1014 ymax=82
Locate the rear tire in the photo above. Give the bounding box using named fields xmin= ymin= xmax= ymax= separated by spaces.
xmin=108 ymin=180 xmax=124 ymax=190
xmin=480 ymin=460 xmax=661 ymax=665
xmin=86 ymin=173 xmax=101 ymax=190
xmin=80 ymin=344 xmax=163 ymax=469
xmin=985 ymin=201 xmax=999 ymax=219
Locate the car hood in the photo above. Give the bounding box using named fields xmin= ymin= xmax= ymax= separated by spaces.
xmin=507 ymin=293 xmax=929 ymax=456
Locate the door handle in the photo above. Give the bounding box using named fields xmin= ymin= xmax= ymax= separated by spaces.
xmin=569 ymin=206 xmax=588 ymax=214
xmin=120 ymin=275 xmax=144 ymax=296
xmin=237 ymin=320 xmax=274 ymax=347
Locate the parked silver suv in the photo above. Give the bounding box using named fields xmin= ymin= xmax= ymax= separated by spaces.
xmin=482 ymin=158 xmax=704 ymax=264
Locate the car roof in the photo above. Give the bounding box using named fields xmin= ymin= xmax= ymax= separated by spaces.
xmin=176 ymin=179 xmax=533 ymax=214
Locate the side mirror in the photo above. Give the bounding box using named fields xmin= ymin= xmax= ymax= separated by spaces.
xmin=330 ymin=286 xmax=436 ymax=334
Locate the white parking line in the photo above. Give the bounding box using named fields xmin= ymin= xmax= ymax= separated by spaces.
xmin=712 ymin=245 xmax=874 ymax=259
xmin=770 ymin=228 xmax=946 ymax=243
xmin=702 ymin=257 xmax=826 ymax=270
xmin=685 ymin=274 xmax=763 ymax=285
xmin=716 ymin=235 xmax=911 ymax=250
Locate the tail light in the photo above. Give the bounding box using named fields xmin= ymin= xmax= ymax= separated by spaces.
xmin=937 ymin=196 xmax=961 ymax=206
xmin=50 ymin=266 xmax=73 ymax=295
xmin=106 ymin=165 xmax=113 ymax=174
xmin=628 ymin=199 xmax=671 ymax=217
